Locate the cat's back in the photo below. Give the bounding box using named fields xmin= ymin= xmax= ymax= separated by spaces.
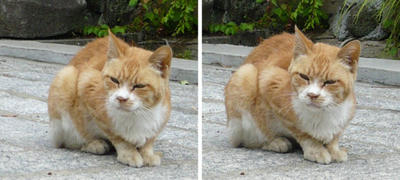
xmin=68 ymin=37 xmax=129 ymax=71
xmin=244 ymin=32 xmax=295 ymax=70
xmin=67 ymin=37 xmax=107 ymax=70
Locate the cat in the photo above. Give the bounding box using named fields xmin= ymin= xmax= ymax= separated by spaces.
xmin=48 ymin=30 xmax=172 ymax=167
xmin=225 ymin=26 xmax=360 ymax=164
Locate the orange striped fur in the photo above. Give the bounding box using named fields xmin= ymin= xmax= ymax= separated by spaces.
xmin=225 ymin=26 xmax=360 ymax=164
xmin=48 ymin=31 xmax=172 ymax=167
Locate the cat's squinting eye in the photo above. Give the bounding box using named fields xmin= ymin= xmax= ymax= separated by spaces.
xmin=323 ymin=80 xmax=336 ymax=86
xmin=299 ymin=73 xmax=310 ymax=81
xmin=132 ymin=84 xmax=146 ymax=90
xmin=110 ymin=77 xmax=119 ymax=84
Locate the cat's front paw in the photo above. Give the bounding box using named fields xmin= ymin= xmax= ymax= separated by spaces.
xmin=262 ymin=137 xmax=292 ymax=153
xmin=330 ymin=148 xmax=348 ymax=162
xmin=81 ymin=139 xmax=110 ymax=155
xmin=303 ymin=147 xmax=331 ymax=164
xmin=142 ymin=152 xmax=161 ymax=166
xmin=117 ymin=149 xmax=144 ymax=167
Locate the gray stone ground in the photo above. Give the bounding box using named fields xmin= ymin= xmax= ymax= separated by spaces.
xmin=0 ymin=56 xmax=198 ymax=179
xmin=202 ymin=64 xmax=400 ymax=179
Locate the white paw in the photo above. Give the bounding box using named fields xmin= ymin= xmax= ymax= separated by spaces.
xmin=304 ymin=147 xmax=332 ymax=164
xmin=262 ymin=137 xmax=292 ymax=153
xmin=142 ymin=153 xmax=161 ymax=166
xmin=330 ymin=148 xmax=348 ymax=162
xmin=117 ymin=149 xmax=144 ymax=168
xmin=81 ymin=139 xmax=110 ymax=155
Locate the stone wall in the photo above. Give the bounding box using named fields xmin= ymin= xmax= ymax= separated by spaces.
xmin=0 ymin=0 xmax=87 ymax=38
xmin=203 ymin=0 xmax=388 ymax=41
xmin=0 ymin=0 xmax=140 ymax=38
xmin=330 ymin=0 xmax=388 ymax=40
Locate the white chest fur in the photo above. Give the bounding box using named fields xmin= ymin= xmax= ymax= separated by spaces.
xmin=106 ymin=103 xmax=167 ymax=147
xmin=292 ymin=97 xmax=353 ymax=143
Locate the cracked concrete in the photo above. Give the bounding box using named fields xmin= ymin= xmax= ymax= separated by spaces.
xmin=202 ymin=64 xmax=400 ymax=179
xmin=0 ymin=56 xmax=198 ymax=179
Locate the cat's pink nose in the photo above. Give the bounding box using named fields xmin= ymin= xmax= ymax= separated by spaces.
xmin=307 ymin=93 xmax=319 ymax=100
xmin=117 ymin=96 xmax=128 ymax=103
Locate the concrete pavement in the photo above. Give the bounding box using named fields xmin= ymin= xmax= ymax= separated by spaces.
xmin=202 ymin=64 xmax=400 ymax=179
xmin=0 ymin=56 xmax=198 ymax=179
xmin=0 ymin=40 xmax=198 ymax=84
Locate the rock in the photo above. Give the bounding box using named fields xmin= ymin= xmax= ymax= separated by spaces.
xmin=330 ymin=0 xmax=388 ymax=41
xmin=100 ymin=0 xmax=140 ymax=26
xmin=203 ymin=0 xmax=268 ymax=31
xmin=0 ymin=0 xmax=87 ymax=38
xmin=330 ymin=10 xmax=351 ymax=41
xmin=85 ymin=0 xmax=141 ymax=26
xmin=321 ymin=0 xmax=345 ymax=18
xmin=86 ymin=0 xmax=105 ymax=13
xmin=360 ymin=23 xmax=389 ymax=41
xmin=346 ymin=0 xmax=381 ymax=37
xmin=203 ymin=0 xmax=224 ymax=31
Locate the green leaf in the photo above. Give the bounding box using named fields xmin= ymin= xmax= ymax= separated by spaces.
xmin=239 ymin=23 xmax=254 ymax=31
xmin=98 ymin=30 xmax=107 ymax=37
xmin=93 ymin=27 xmax=100 ymax=35
xmin=226 ymin=21 xmax=237 ymax=27
xmin=272 ymin=8 xmax=283 ymax=17
xmin=390 ymin=47 xmax=399 ymax=57
xmin=111 ymin=26 xmax=126 ymax=34
xmin=128 ymin=0 xmax=138 ymax=7
xmin=383 ymin=20 xmax=394 ymax=28
xmin=271 ymin=0 xmax=278 ymax=6
xmin=281 ymin=4 xmax=287 ymax=10
xmin=100 ymin=24 xmax=109 ymax=29
xmin=180 ymin=80 xmax=189 ymax=85
xmin=256 ymin=0 xmax=264 ymax=3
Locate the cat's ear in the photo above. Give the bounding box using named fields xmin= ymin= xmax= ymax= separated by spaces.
xmin=294 ymin=25 xmax=313 ymax=60
xmin=337 ymin=40 xmax=361 ymax=73
xmin=107 ymin=29 xmax=124 ymax=60
xmin=149 ymin=46 xmax=172 ymax=78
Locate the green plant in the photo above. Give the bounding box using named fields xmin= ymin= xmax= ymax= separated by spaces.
xmin=378 ymin=0 xmax=400 ymax=57
xmin=347 ymin=0 xmax=400 ymax=58
xmin=128 ymin=0 xmax=138 ymax=7
xmin=83 ymin=0 xmax=197 ymax=38
xmin=130 ymin=0 xmax=197 ymax=36
xmin=176 ymin=49 xmax=193 ymax=59
xmin=83 ymin=25 xmax=127 ymax=37
xmin=209 ymin=22 xmax=254 ymax=35
xmin=162 ymin=0 xmax=197 ymax=36
xmin=256 ymin=0 xmax=328 ymax=31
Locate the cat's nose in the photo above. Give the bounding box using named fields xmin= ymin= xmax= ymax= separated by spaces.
xmin=117 ymin=96 xmax=128 ymax=103
xmin=307 ymin=93 xmax=320 ymax=100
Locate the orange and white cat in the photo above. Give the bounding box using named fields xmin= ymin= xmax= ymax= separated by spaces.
xmin=225 ymin=26 xmax=360 ymax=164
xmin=48 ymin=30 xmax=172 ymax=167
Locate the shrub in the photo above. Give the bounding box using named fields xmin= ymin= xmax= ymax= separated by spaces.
xmin=349 ymin=0 xmax=400 ymax=58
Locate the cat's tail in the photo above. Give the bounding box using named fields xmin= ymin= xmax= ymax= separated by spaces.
xmin=224 ymin=64 xmax=258 ymax=147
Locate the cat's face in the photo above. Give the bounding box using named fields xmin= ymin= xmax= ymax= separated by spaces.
xmin=289 ymin=27 xmax=360 ymax=110
xmin=102 ymin=33 xmax=172 ymax=112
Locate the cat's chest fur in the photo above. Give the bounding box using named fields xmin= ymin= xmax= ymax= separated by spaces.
xmin=106 ymin=102 xmax=167 ymax=147
xmin=292 ymin=97 xmax=353 ymax=143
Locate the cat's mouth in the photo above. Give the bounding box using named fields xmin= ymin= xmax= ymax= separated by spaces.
xmin=116 ymin=105 xmax=133 ymax=112
xmin=306 ymin=102 xmax=322 ymax=109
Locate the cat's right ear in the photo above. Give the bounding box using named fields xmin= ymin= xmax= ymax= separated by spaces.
xmin=294 ymin=25 xmax=313 ymax=60
xmin=107 ymin=29 xmax=123 ymax=61
xmin=337 ymin=40 xmax=361 ymax=73
xmin=149 ymin=46 xmax=172 ymax=78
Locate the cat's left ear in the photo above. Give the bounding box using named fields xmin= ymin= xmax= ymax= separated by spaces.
xmin=337 ymin=40 xmax=361 ymax=73
xmin=107 ymin=29 xmax=127 ymax=61
xmin=294 ymin=25 xmax=313 ymax=60
xmin=149 ymin=46 xmax=172 ymax=78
